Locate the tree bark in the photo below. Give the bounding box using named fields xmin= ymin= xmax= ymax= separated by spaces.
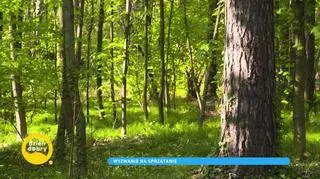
xmin=96 ymin=0 xmax=105 ymax=120
xmin=74 ymin=0 xmax=87 ymax=176
xmin=86 ymin=0 xmax=94 ymax=124
xmin=143 ymin=0 xmax=150 ymax=121
xmin=164 ymin=0 xmax=174 ymax=111
xmin=56 ymin=1 xmax=87 ymax=176
xmin=199 ymin=0 xmax=220 ymax=128
xmin=291 ymin=0 xmax=307 ymax=158
xmin=10 ymin=11 xmax=27 ymax=141
xmin=220 ymin=0 xmax=276 ymax=177
xmin=305 ymin=0 xmax=316 ymax=120
xmin=183 ymin=0 xmax=201 ymax=108
xmin=11 ymin=74 xmax=27 ymax=141
xmin=0 ymin=12 xmax=3 ymax=40
xmin=159 ymin=0 xmax=165 ymax=124
xmin=122 ymin=0 xmax=131 ymax=136
xmin=110 ymin=0 xmax=117 ymax=127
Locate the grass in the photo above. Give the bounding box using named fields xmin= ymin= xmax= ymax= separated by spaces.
xmin=0 ymin=97 xmax=319 ymax=178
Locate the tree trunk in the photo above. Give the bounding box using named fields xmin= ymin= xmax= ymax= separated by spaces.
xmin=86 ymin=0 xmax=94 ymax=124
xmin=96 ymin=0 xmax=105 ymax=120
xmin=11 ymin=74 xmax=27 ymax=141
xmin=0 ymin=12 xmax=3 ymax=39
xmin=56 ymin=0 xmax=87 ymax=176
xmin=199 ymin=0 xmax=220 ymax=128
xmin=305 ymin=0 xmax=316 ymax=120
xmin=291 ymin=0 xmax=307 ymax=159
xmin=110 ymin=0 xmax=117 ymax=127
xmin=122 ymin=0 xmax=131 ymax=136
xmin=219 ymin=0 xmax=276 ymax=177
xmin=172 ymin=50 xmax=177 ymax=109
xmin=165 ymin=0 xmax=174 ymax=111
xmin=53 ymin=5 xmax=59 ymax=124
xmin=159 ymin=0 xmax=165 ymax=124
xmin=183 ymin=0 xmax=201 ymax=107
xmin=143 ymin=0 xmax=150 ymax=121
xmin=74 ymin=0 xmax=87 ymax=176
xmin=10 ymin=11 xmax=27 ymax=141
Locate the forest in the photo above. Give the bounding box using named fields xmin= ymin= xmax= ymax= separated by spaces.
xmin=0 ymin=0 xmax=319 ymax=178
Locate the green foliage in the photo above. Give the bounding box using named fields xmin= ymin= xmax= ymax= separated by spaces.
xmin=0 ymin=0 xmax=320 ymax=178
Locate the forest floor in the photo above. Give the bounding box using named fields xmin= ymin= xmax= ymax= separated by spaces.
xmin=0 ymin=98 xmax=319 ymax=178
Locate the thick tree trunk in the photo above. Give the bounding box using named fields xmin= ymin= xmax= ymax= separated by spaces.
xmin=305 ymin=0 xmax=316 ymax=120
xmin=220 ymin=0 xmax=276 ymax=177
xmin=122 ymin=0 xmax=131 ymax=136
xmin=96 ymin=0 xmax=105 ymax=120
xmin=11 ymin=12 xmax=27 ymax=141
xmin=292 ymin=0 xmax=306 ymax=158
xmin=159 ymin=0 xmax=165 ymax=124
xmin=143 ymin=0 xmax=150 ymax=121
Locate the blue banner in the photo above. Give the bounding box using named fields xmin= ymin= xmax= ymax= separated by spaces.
xmin=107 ymin=157 xmax=290 ymax=166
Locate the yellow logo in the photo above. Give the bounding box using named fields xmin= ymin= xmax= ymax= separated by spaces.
xmin=21 ymin=133 xmax=53 ymax=165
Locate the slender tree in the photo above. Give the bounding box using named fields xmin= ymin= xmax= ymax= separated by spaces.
xmin=53 ymin=5 xmax=59 ymax=124
xmin=122 ymin=0 xmax=131 ymax=136
xmin=305 ymin=0 xmax=316 ymax=120
xmin=219 ymin=0 xmax=276 ymax=177
xmin=86 ymin=0 xmax=94 ymax=123
xmin=110 ymin=0 xmax=117 ymax=127
xmin=159 ymin=0 xmax=165 ymax=124
xmin=164 ymin=0 xmax=174 ymax=111
xmin=199 ymin=0 xmax=221 ymax=128
xmin=291 ymin=0 xmax=307 ymax=158
xmin=10 ymin=10 xmax=27 ymax=141
xmin=74 ymin=0 xmax=87 ymax=175
xmin=183 ymin=0 xmax=201 ymax=108
xmin=0 ymin=12 xmax=2 ymax=39
xmin=143 ymin=0 xmax=150 ymax=121
xmin=96 ymin=0 xmax=105 ymax=120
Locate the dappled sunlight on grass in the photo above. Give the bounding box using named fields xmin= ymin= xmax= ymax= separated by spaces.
xmin=0 ymin=98 xmax=319 ymax=178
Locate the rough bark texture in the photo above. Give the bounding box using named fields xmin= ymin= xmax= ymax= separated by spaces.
xmin=158 ymin=0 xmax=165 ymax=124
xmin=220 ymin=0 xmax=276 ymax=177
xmin=96 ymin=0 xmax=105 ymax=120
xmin=292 ymin=0 xmax=306 ymax=158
